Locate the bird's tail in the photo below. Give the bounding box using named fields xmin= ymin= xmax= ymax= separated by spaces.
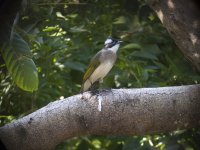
xmin=80 ymin=84 xmax=84 ymax=93
xmin=80 ymin=80 xmax=91 ymax=93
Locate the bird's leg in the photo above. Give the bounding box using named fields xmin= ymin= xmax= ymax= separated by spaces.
xmin=90 ymin=79 xmax=103 ymax=112
xmin=89 ymin=79 xmax=111 ymax=112
xmin=81 ymin=80 xmax=99 ymax=100
xmin=90 ymin=80 xmax=100 ymax=95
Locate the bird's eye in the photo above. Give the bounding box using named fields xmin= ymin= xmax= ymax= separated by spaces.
xmin=108 ymin=44 xmax=113 ymax=48
xmin=109 ymin=41 xmax=117 ymax=47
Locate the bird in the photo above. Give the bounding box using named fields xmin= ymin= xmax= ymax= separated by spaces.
xmin=80 ymin=37 xmax=122 ymax=93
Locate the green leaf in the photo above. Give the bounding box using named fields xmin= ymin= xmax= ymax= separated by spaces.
xmin=56 ymin=12 xmax=67 ymax=20
xmin=1 ymin=34 xmax=38 ymax=92
xmin=132 ymin=51 xmax=158 ymax=60
xmin=122 ymin=43 xmax=141 ymax=49
xmin=14 ymin=57 xmax=38 ymax=91
xmin=113 ymin=16 xmax=126 ymax=24
xmin=142 ymin=69 xmax=149 ymax=80
xmin=142 ymin=44 xmax=161 ymax=55
xmin=123 ymin=138 xmax=140 ymax=150
xmin=43 ymin=25 xmax=59 ymax=32
xmin=64 ymin=61 xmax=87 ymax=72
xmin=12 ymin=33 xmax=33 ymax=58
xmin=153 ymin=61 xmax=167 ymax=70
xmin=69 ymin=26 xmax=88 ymax=33
xmin=67 ymin=13 xmax=78 ymax=19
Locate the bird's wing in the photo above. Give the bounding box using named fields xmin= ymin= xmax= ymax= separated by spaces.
xmin=82 ymin=51 xmax=102 ymax=82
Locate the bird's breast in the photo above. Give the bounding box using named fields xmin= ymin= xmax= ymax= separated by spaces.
xmin=90 ymin=60 xmax=115 ymax=83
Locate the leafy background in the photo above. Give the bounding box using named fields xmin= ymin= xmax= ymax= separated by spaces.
xmin=0 ymin=0 xmax=200 ymax=149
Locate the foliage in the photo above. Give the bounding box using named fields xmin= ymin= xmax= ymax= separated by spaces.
xmin=0 ymin=0 xmax=200 ymax=149
xmin=56 ymin=130 xmax=200 ymax=150
xmin=1 ymin=33 xmax=38 ymax=92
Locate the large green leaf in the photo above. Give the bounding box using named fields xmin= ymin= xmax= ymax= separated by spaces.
xmin=1 ymin=33 xmax=38 ymax=92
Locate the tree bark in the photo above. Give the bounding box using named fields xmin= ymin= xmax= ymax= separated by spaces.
xmin=147 ymin=0 xmax=200 ymax=72
xmin=0 ymin=85 xmax=200 ymax=150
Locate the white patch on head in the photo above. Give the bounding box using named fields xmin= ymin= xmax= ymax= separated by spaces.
xmin=104 ymin=38 xmax=112 ymax=45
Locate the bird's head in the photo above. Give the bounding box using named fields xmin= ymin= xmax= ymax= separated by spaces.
xmin=104 ymin=37 xmax=123 ymax=53
xmin=104 ymin=37 xmax=122 ymax=48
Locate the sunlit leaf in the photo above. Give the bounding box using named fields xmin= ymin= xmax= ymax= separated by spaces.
xmin=56 ymin=12 xmax=67 ymax=20
xmin=113 ymin=16 xmax=126 ymax=24
xmin=43 ymin=25 xmax=59 ymax=32
xmin=69 ymin=26 xmax=88 ymax=33
xmin=1 ymin=33 xmax=38 ymax=92
xmin=122 ymin=43 xmax=141 ymax=49
xmin=67 ymin=13 xmax=78 ymax=18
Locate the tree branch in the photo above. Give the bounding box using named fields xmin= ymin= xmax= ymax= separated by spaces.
xmin=0 ymin=85 xmax=200 ymax=150
xmin=147 ymin=0 xmax=200 ymax=72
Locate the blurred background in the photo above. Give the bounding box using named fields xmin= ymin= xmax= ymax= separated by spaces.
xmin=0 ymin=0 xmax=200 ymax=149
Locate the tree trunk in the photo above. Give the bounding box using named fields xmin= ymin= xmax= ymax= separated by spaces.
xmin=0 ymin=0 xmax=22 ymax=42
xmin=147 ymin=0 xmax=200 ymax=72
xmin=0 ymin=85 xmax=200 ymax=150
